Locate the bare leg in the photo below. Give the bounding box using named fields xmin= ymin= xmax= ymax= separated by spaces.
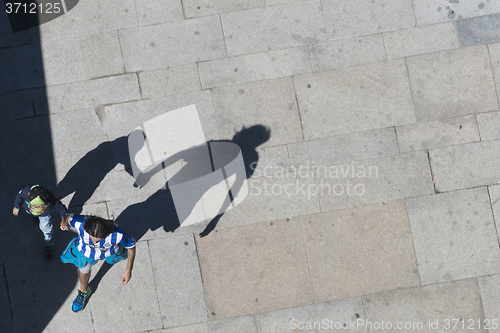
xmin=78 ymin=269 xmax=91 ymax=293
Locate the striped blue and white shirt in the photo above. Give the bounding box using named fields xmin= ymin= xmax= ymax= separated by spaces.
xmin=69 ymin=215 xmax=136 ymax=260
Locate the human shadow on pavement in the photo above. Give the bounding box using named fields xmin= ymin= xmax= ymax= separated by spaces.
xmin=86 ymin=125 xmax=271 ymax=292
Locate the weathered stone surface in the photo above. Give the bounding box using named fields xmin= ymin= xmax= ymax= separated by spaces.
xmin=149 ymin=236 xmax=208 ymax=327
xmin=457 ymin=13 xmax=500 ymax=47
xmin=79 ymin=31 xmax=124 ymax=79
xmin=477 ymin=111 xmax=500 ymax=141
xmin=430 ymin=140 xmax=500 ymax=192
xmin=135 ymin=0 xmax=183 ymax=26
xmin=139 ymin=64 xmax=201 ymax=99
xmin=195 ymin=217 xmax=314 ymax=319
xmin=221 ymin=0 xmax=326 ymax=56
xmin=489 ymin=43 xmax=500 ymax=101
xmin=364 ymin=279 xmax=485 ymax=332
xmin=406 ymin=188 xmax=500 ymax=285
xmin=407 ymin=46 xmax=498 ymax=121
xmin=212 ymin=77 xmax=302 ymax=147
xmin=383 ymin=22 xmax=459 ymax=59
xmin=308 ymin=34 xmax=386 ymax=72
xmin=323 ymin=0 xmax=415 ymax=39
xmin=301 ymin=200 xmax=420 ymax=302
xmin=120 ymin=16 xmax=226 ymax=72
xmin=413 ymin=0 xmax=500 ymax=25
xmin=199 ymin=47 xmax=311 ymax=88
xmin=477 ymin=274 xmax=500 ymax=330
xmin=183 ymin=0 xmax=265 ymax=18
xmin=396 ymin=114 xmax=480 ymax=152
xmin=153 ymin=316 xmax=257 ymax=333
xmin=294 ymin=59 xmax=415 ymax=139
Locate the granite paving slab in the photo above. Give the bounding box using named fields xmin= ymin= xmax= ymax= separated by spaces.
xmin=406 ymin=187 xmax=500 ymax=285
xmin=300 ymin=200 xmax=420 ymax=302
xmin=212 ymin=77 xmax=302 ymax=148
xmin=139 ymin=64 xmax=201 ymax=99
xmin=457 ymin=13 xmax=500 ymax=47
xmin=477 ymin=111 xmax=500 ymax=141
xmin=90 ymin=242 xmax=163 ymax=333
xmin=383 ymin=22 xmax=459 ymax=59
xmin=119 ymin=16 xmax=226 ymax=72
xmin=195 ymin=217 xmax=314 ymax=319
xmin=308 ymin=34 xmax=386 ymax=72
xmin=135 ymin=0 xmax=184 ymax=26
xmin=0 ymin=265 xmax=14 ymax=333
xmin=152 ymin=316 xmax=257 ymax=333
xmin=294 ymin=59 xmax=415 ymax=140
xmin=79 ymin=31 xmax=125 ymax=79
xmin=406 ymin=45 xmax=498 ymax=121
xmin=0 ymin=44 xmax=44 ymax=93
xmin=220 ymin=0 xmax=326 ymax=56
xmin=183 ymin=0 xmax=265 ymax=18
xmin=149 ymin=235 xmax=208 ymax=327
xmin=316 ymin=152 xmax=434 ymax=211
xmin=0 ymin=90 xmax=35 ymax=121
xmin=412 ymin=0 xmax=500 ymax=26
xmin=395 ymin=114 xmax=480 ymax=153
xmin=477 ymin=274 xmax=500 ymax=332
xmin=363 ymin=279 xmax=485 ymax=332
xmin=489 ymin=43 xmax=500 ymax=100
xmin=429 ymin=140 xmax=500 ymax=192
xmin=254 ymin=298 xmax=367 ymax=333
xmin=0 ymin=10 xmax=30 ymax=48
xmin=32 ymin=73 xmax=141 ymax=114
xmin=287 ymin=127 xmax=398 ymax=167
xmin=198 ymin=47 xmax=311 ymax=89
xmin=243 ymin=144 xmax=290 ymax=178
xmin=323 ymin=0 xmax=415 ymax=40
xmin=39 ymin=37 xmax=86 ymax=86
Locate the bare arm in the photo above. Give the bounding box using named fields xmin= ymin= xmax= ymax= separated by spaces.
xmin=121 ymin=246 xmax=136 ymax=285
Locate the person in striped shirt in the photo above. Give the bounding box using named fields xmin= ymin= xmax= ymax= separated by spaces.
xmin=60 ymin=213 xmax=136 ymax=312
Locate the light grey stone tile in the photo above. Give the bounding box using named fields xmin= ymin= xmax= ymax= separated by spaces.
xmin=383 ymin=22 xmax=459 ymax=59
xmin=212 ymin=77 xmax=302 ymax=148
xmin=90 ymin=242 xmax=163 ymax=333
xmin=139 ymin=64 xmax=201 ymax=99
xmin=301 ymin=201 xmax=420 ymax=302
xmin=396 ymin=114 xmax=480 ymax=152
xmin=478 ymin=274 xmax=500 ymax=331
xmin=32 ymin=73 xmax=140 ymax=114
xmin=79 ymin=31 xmax=124 ymax=79
xmin=489 ymin=185 xmax=500 ymax=229
xmin=221 ymin=0 xmax=326 ymax=56
xmin=412 ymin=0 xmax=500 ymax=25
xmin=288 ymin=127 xmax=398 ymax=167
xmin=50 ymin=108 xmax=112 ymax=181
xmin=101 ymin=91 xmax=219 ymax=141
xmin=40 ymin=37 xmax=86 ymax=85
xmin=406 ymin=188 xmax=500 ymax=285
xmin=429 ymin=140 xmax=500 ymax=192
xmin=195 ymin=218 xmax=314 ymax=319
xmin=199 ymin=47 xmax=311 ymax=89
xmin=135 ymin=0 xmax=184 ymax=26
xmin=217 ymin=172 xmax=321 ymax=228
xmin=308 ymin=34 xmax=386 ymax=72
xmin=407 ymin=46 xmax=498 ymax=121
xmin=0 ymin=90 xmax=35 ymax=120
xmin=316 ymin=152 xmax=434 ymax=211
xmin=152 ymin=316 xmax=257 ymax=333
xmin=183 ymin=0 xmax=265 ymax=18
xmin=364 ymin=279 xmax=484 ymax=332
xmin=477 ymin=111 xmax=500 ymax=141
xmin=323 ymin=0 xmax=415 ymax=40
xmin=149 ymin=235 xmax=208 ymax=327
xmin=266 ymin=0 xmax=303 ymax=5
xmin=119 ymin=16 xmax=226 ymax=72
xmin=294 ymin=59 xmax=416 ymax=140
xmin=0 ymin=44 xmax=44 ymax=93
xmin=31 ymin=0 xmax=138 ymax=40
xmin=457 ymin=13 xmax=500 ymax=47
xmin=244 ymin=144 xmax=290 ymax=178
xmin=489 ymin=43 xmax=500 ymax=102
xmin=255 ymin=298 xmax=367 ymax=333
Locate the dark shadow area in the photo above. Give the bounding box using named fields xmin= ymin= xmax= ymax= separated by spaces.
xmin=75 ymin=125 xmax=270 ymax=290
xmin=0 ymin=2 xmax=81 ymax=332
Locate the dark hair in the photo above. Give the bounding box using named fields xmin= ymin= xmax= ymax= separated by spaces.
xmin=84 ymin=216 xmax=115 ymax=238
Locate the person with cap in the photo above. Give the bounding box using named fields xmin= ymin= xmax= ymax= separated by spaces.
xmin=13 ymin=184 xmax=69 ymax=256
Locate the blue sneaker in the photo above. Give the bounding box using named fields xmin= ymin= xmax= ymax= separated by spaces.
xmin=72 ymin=287 xmax=92 ymax=312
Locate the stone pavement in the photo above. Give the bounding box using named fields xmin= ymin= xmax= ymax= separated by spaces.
xmin=1 ymin=0 xmax=500 ymax=332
